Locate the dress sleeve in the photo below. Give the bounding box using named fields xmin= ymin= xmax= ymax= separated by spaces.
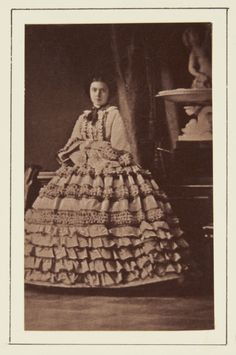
xmin=57 ymin=115 xmax=83 ymax=163
xmin=67 ymin=115 xmax=83 ymax=141
xmin=110 ymin=110 xmax=131 ymax=153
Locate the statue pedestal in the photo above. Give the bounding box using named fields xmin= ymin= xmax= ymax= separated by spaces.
xmin=157 ymin=88 xmax=212 ymax=141
xmin=173 ymin=140 xmax=212 ymax=184
xmin=179 ymin=105 xmax=212 ymax=141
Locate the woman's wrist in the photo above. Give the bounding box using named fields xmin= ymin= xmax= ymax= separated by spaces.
xmin=118 ymin=152 xmax=133 ymax=166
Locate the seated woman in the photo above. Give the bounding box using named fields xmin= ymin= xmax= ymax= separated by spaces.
xmin=24 ymin=74 xmax=190 ymax=288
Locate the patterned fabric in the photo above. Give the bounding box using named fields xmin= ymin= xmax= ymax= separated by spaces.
xmin=25 ymin=105 xmax=190 ymax=288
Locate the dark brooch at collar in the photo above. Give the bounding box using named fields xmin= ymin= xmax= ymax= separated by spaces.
xmin=86 ymin=105 xmax=108 ymax=125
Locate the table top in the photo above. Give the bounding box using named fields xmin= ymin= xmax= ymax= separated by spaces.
xmin=156 ymin=88 xmax=212 ymax=105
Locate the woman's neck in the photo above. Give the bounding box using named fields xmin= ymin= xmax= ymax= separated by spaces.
xmin=93 ymin=103 xmax=109 ymax=110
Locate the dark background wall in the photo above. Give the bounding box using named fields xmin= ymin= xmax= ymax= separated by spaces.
xmin=25 ymin=24 xmax=192 ymax=171
xmin=25 ymin=24 xmax=116 ymax=170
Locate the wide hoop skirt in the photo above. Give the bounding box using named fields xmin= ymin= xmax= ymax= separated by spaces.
xmin=25 ymin=161 xmax=190 ymax=288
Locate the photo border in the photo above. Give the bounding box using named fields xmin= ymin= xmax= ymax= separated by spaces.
xmin=9 ymin=6 xmax=228 ymax=347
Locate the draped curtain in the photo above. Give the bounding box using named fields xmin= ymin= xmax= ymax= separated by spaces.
xmin=109 ymin=24 xmax=190 ymax=178
xmin=110 ymin=25 xmax=158 ymax=165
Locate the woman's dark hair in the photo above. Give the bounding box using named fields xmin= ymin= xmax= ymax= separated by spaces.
xmin=84 ymin=72 xmax=117 ymax=99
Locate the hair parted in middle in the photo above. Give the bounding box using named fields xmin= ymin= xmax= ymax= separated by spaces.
xmin=84 ymin=71 xmax=117 ymax=99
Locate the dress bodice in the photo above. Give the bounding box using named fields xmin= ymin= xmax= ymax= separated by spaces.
xmin=79 ymin=108 xmax=108 ymax=141
xmin=63 ymin=105 xmax=131 ymax=153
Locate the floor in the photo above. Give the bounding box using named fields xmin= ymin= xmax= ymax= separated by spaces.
xmin=25 ymin=278 xmax=214 ymax=331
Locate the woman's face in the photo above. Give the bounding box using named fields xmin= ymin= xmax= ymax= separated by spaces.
xmin=89 ymin=81 xmax=109 ymax=108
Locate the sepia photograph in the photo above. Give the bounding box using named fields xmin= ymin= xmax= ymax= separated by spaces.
xmin=24 ymin=21 xmax=214 ymax=331
xmin=2 ymin=3 xmax=233 ymax=351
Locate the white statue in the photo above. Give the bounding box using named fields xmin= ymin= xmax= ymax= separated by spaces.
xmin=182 ymin=26 xmax=212 ymax=89
xmin=178 ymin=25 xmax=212 ymax=141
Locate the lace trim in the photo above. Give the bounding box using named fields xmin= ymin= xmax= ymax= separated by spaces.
xmin=38 ymin=181 xmax=165 ymax=201
xmin=56 ymin=163 xmax=152 ymax=178
xmin=81 ymin=110 xmax=106 ymax=141
xmin=25 ymin=208 xmax=165 ymax=226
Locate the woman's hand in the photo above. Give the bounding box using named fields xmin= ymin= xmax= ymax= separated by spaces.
xmin=118 ymin=152 xmax=133 ymax=166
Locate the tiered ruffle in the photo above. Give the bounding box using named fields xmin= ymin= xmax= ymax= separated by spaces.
xmin=25 ymin=163 xmax=189 ymax=288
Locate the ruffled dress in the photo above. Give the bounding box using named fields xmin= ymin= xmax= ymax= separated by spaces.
xmin=25 ymin=105 xmax=190 ymax=288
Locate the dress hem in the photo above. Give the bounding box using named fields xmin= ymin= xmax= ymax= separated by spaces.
xmin=24 ymin=273 xmax=183 ymax=289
